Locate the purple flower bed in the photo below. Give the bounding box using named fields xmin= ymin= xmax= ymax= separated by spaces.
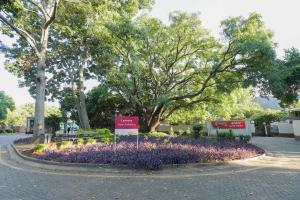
xmin=37 ymin=136 xmax=263 ymax=170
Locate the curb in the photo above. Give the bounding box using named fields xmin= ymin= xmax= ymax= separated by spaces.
xmin=11 ymin=144 xmax=114 ymax=168
xmin=11 ymin=143 xmax=266 ymax=171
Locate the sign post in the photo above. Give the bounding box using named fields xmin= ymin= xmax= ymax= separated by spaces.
xmin=115 ymin=116 xmax=139 ymax=152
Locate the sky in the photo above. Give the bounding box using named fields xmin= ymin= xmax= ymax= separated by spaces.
xmin=1 ymin=0 xmax=300 ymax=105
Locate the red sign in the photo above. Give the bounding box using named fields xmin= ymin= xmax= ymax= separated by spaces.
xmin=211 ymin=120 xmax=246 ymax=129
xmin=115 ymin=116 xmax=139 ymax=129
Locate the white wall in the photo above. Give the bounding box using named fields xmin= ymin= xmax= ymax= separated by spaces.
xmin=293 ymin=120 xmax=300 ymax=139
xmin=277 ymin=122 xmax=294 ymax=134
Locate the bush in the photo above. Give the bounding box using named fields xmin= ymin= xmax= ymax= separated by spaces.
xmin=239 ymin=135 xmax=251 ymax=143
xmin=5 ymin=128 xmax=13 ymax=133
xmin=60 ymin=141 xmax=72 ymax=148
xmin=76 ymin=138 xmax=85 ymax=145
xmin=100 ymin=137 xmax=113 ymax=143
xmin=192 ymin=123 xmax=204 ymax=139
xmin=177 ymin=129 xmax=184 ymax=135
xmin=96 ymin=128 xmax=112 ymax=136
xmin=146 ymin=131 xmax=169 ymax=138
xmin=87 ymin=138 xmax=96 ymax=144
xmin=34 ymin=144 xmax=45 ymax=152
xmin=0 ymin=129 xmax=4 ymax=134
xmin=217 ymin=130 xmax=235 ymax=140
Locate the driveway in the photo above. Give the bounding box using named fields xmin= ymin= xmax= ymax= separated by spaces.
xmin=0 ymin=134 xmax=300 ymax=200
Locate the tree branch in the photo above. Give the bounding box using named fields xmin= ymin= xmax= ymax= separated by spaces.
xmin=44 ymin=0 xmax=59 ymax=29
xmin=0 ymin=13 xmax=39 ymax=56
xmin=27 ymin=0 xmax=49 ymax=19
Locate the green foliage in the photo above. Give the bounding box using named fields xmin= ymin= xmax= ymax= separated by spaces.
xmin=271 ymin=48 xmax=300 ymax=106
xmin=45 ymin=113 xmax=63 ymax=134
xmin=76 ymin=138 xmax=85 ymax=145
xmin=192 ymin=123 xmax=204 ymax=139
xmin=217 ymin=130 xmax=235 ymax=140
xmin=0 ymin=91 xmax=15 ymax=122
xmin=86 ymin=85 xmax=134 ymax=129
xmin=87 ymin=138 xmax=96 ymax=144
xmin=100 ymin=12 xmax=278 ymax=131
xmin=34 ymin=144 xmax=45 ymax=152
xmin=146 ymin=131 xmax=169 ymax=138
xmin=4 ymin=128 xmax=13 ymax=133
xmin=251 ymin=109 xmax=288 ymax=128
xmin=177 ymin=129 xmax=184 ymax=136
xmin=100 ymin=137 xmax=113 ymax=143
xmin=61 ymin=141 xmax=72 ymax=147
xmin=3 ymin=103 xmax=61 ymax=126
xmin=0 ymin=129 xmax=3 ymax=134
xmin=96 ymin=128 xmax=112 ymax=136
xmin=239 ymin=135 xmax=251 ymax=143
xmin=168 ymin=87 xmax=260 ymax=125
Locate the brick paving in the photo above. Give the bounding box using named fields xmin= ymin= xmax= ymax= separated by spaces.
xmin=0 ymin=135 xmax=300 ymax=200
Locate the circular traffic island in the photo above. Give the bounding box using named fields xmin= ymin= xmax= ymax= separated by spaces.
xmin=18 ymin=136 xmax=264 ymax=170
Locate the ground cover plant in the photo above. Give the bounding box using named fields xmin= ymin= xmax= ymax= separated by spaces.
xmin=37 ymin=136 xmax=263 ymax=170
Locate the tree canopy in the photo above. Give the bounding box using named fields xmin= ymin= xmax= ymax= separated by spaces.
xmin=97 ymin=12 xmax=279 ymax=131
xmin=0 ymin=91 xmax=15 ymax=122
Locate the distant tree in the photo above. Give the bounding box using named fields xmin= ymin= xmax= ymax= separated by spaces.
xmin=0 ymin=91 xmax=15 ymax=122
xmin=4 ymin=103 xmax=61 ymax=127
xmin=167 ymin=88 xmax=260 ymax=125
xmin=271 ymin=48 xmax=300 ymax=106
xmin=251 ymin=109 xmax=288 ymax=129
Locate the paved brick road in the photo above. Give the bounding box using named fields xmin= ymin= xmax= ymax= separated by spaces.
xmin=0 ymin=134 xmax=300 ymax=200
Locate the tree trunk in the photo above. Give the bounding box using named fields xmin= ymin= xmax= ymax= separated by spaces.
xmin=34 ymin=54 xmax=46 ymax=140
xmin=141 ymin=112 xmax=161 ymax=132
xmin=77 ymin=64 xmax=91 ymax=130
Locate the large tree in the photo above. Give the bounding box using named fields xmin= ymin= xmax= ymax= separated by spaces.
xmin=2 ymin=0 xmax=154 ymax=131
xmin=0 ymin=0 xmax=60 ymax=139
xmin=101 ymin=12 xmax=278 ymax=131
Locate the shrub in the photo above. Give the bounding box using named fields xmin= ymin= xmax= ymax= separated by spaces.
xmin=5 ymin=128 xmax=13 ymax=133
xmin=60 ymin=141 xmax=72 ymax=148
xmin=0 ymin=129 xmax=4 ymax=134
xmin=100 ymin=137 xmax=113 ymax=143
xmin=146 ymin=131 xmax=168 ymax=138
xmin=217 ymin=130 xmax=235 ymax=140
xmin=177 ymin=129 xmax=184 ymax=135
xmin=34 ymin=144 xmax=45 ymax=152
xmin=239 ymin=135 xmax=251 ymax=143
xmin=96 ymin=128 xmax=112 ymax=136
xmin=192 ymin=123 xmax=204 ymax=139
xmin=87 ymin=138 xmax=96 ymax=144
xmin=77 ymin=138 xmax=85 ymax=145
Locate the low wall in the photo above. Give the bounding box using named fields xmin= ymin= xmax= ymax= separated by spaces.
xmin=293 ymin=120 xmax=300 ymax=140
xmin=157 ymin=124 xmax=192 ymax=133
xmin=277 ymin=122 xmax=294 ymax=134
xmin=207 ymin=120 xmax=252 ymax=136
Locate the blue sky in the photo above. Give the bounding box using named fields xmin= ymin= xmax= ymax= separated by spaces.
xmin=1 ymin=0 xmax=300 ymax=105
